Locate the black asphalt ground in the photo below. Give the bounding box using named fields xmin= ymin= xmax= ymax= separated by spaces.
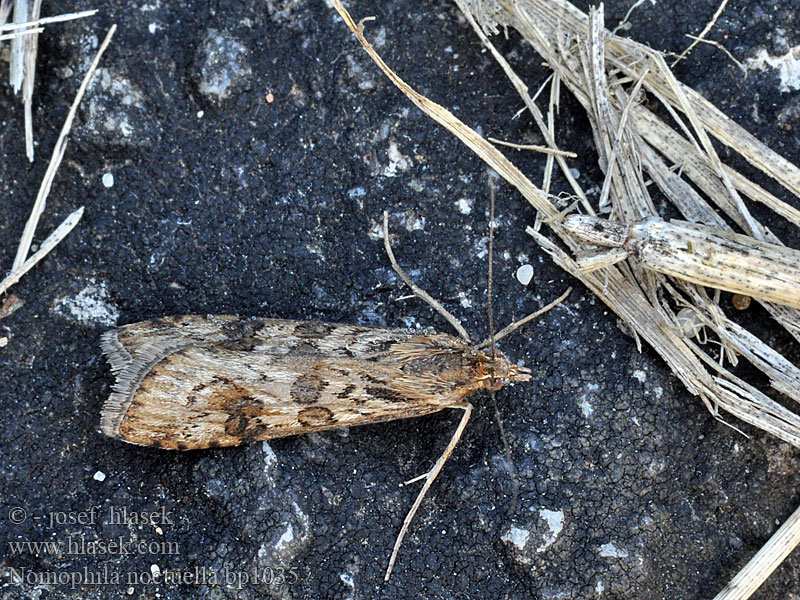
xmin=1 ymin=1 xmax=798 ymax=598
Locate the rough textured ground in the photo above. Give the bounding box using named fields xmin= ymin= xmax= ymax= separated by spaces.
xmin=1 ymin=0 xmax=799 ymax=598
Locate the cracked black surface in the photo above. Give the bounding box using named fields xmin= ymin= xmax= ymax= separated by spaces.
xmin=0 ymin=0 xmax=798 ymax=598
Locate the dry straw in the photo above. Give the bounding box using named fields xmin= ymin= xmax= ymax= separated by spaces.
xmin=0 ymin=5 xmax=98 ymax=161
xmin=0 ymin=8 xmax=111 ymax=297
xmin=328 ymin=0 xmax=800 ymax=596
xmin=329 ymin=0 xmax=800 ymax=448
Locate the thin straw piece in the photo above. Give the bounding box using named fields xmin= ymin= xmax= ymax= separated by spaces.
xmin=0 ymin=207 xmax=84 ymax=294
xmin=9 ymin=0 xmax=28 ymax=93
xmin=11 ymin=24 xmax=115 ymax=271
xmin=0 ymin=9 xmax=96 ymax=32
xmin=488 ymin=137 xmax=577 ymax=157
xmin=712 ymin=503 xmax=800 ymax=600
xmin=23 ymin=0 xmax=42 ymax=161
xmin=671 ymin=0 xmax=730 ymax=67
xmin=0 ymin=27 xmax=40 ymax=41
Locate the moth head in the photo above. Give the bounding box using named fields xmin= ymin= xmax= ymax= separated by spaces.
xmin=479 ymin=349 xmax=532 ymax=390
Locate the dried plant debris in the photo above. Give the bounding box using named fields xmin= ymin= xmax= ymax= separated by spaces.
xmin=461 ymin=0 xmax=800 ymax=447
xmin=562 ymin=214 xmax=800 ymax=309
xmin=0 ymin=3 xmax=97 ymax=161
xmin=0 ymin=25 xmax=115 ymax=296
xmin=330 ymin=0 xmax=800 ymax=450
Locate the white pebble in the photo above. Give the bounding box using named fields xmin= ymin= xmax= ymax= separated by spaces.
xmin=197 ymin=110 xmax=204 ymax=118
xmin=516 ymin=264 xmax=534 ymax=286
xmin=93 ymin=470 xmax=106 ymax=482
xmin=456 ymin=198 xmax=473 ymax=215
xmin=102 ymin=173 xmax=114 ymax=188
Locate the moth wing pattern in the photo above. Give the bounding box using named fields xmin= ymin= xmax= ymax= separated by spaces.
xmin=101 ymin=315 xmax=295 ymax=372
xmin=100 ymin=316 xmax=502 ymax=450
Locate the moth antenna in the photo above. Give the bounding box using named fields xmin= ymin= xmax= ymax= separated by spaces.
xmin=385 ymin=403 xmax=473 ymax=581
xmin=382 ymin=211 xmax=471 ymax=343
xmin=487 ymin=173 xmax=496 ymax=360
xmin=477 ymin=287 xmax=572 ymax=349
xmin=486 ymin=173 xmax=518 ymax=513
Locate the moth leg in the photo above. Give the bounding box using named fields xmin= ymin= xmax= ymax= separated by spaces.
xmin=382 ymin=211 xmax=472 ymax=343
xmin=384 ymin=402 xmax=473 ymax=581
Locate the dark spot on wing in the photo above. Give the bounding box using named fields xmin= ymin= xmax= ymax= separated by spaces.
xmin=365 ymin=386 xmax=407 ymax=403
xmin=222 ymin=318 xmax=266 ymax=340
xmin=368 ymin=339 xmax=395 ymax=354
xmin=290 ymin=341 xmax=323 ymax=356
xmin=337 ymin=384 xmax=357 ymax=399
xmin=224 ymin=414 xmax=249 ymax=438
xmin=293 ymin=321 xmax=335 ymax=338
xmin=216 ymin=338 xmax=259 ymax=351
xmin=242 ymin=422 xmax=271 ymax=441
xmin=290 ymin=373 xmax=329 ymax=403
xmin=363 ymin=373 xmax=384 ymax=385
xmin=298 ymin=406 xmax=336 ymax=426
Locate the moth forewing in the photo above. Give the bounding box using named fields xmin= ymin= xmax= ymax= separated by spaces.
xmin=99 ymin=317 xmax=529 ymax=450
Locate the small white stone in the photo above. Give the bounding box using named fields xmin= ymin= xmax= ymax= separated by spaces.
xmin=599 ymin=542 xmax=629 ymax=558
xmin=501 ymin=526 xmax=531 ymax=550
xmin=516 ymin=264 xmax=534 ymax=286
xmin=93 ymin=471 xmax=106 ymax=482
xmin=456 ymin=197 xmax=473 ymax=214
xmin=537 ymin=509 xmax=564 ymax=552
xmin=102 ymin=173 xmax=114 ymax=188
xmin=197 ymin=110 xmax=204 ymax=119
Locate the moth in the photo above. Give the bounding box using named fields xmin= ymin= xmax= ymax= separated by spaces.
xmin=100 ymin=211 xmax=564 ymax=580
xmin=100 ymin=316 xmax=530 ymax=450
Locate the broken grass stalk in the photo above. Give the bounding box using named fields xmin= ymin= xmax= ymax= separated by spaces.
xmin=562 ymin=214 xmax=800 ymax=309
xmin=0 ymin=8 xmax=97 ymax=32
xmin=9 ymin=24 xmax=115 ymax=276
xmin=0 ymin=206 xmax=84 ymax=295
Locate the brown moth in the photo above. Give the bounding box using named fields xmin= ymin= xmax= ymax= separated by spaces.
xmin=99 ymin=212 xmax=557 ymax=580
xmin=99 ymin=316 xmax=530 ymax=450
